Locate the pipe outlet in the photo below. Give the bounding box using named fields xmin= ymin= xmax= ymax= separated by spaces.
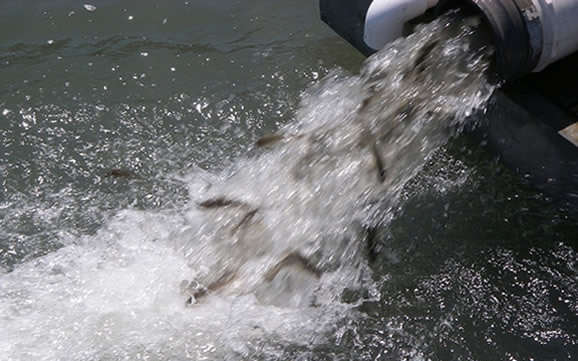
xmin=364 ymin=0 xmax=440 ymax=49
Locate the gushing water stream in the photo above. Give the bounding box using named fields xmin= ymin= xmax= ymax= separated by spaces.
xmin=0 ymin=14 xmax=495 ymax=361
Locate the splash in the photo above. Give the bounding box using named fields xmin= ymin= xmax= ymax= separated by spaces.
xmin=0 ymin=14 xmax=494 ymax=361
xmin=172 ymin=14 xmax=494 ymax=307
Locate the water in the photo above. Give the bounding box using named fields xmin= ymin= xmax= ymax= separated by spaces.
xmin=1 ymin=1 xmax=576 ymax=361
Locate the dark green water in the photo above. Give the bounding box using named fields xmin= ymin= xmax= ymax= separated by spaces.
xmin=0 ymin=1 xmax=576 ymax=360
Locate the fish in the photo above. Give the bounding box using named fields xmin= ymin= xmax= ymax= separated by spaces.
xmin=412 ymin=39 xmax=440 ymax=75
xmin=362 ymin=225 xmax=379 ymax=264
xmin=105 ymin=168 xmax=136 ymax=179
xmin=197 ymin=197 xmax=250 ymax=209
xmin=183 ymin=250 xmax=321 ymax=306
xmin=255 ymin=133 xmax=304 ymax=148
xmin=230 ymin=208 xmax=259 ymax=236
xmin=181 ymin=271 xmax=237 ymax=305
xmin=255 ymin=134 xmax=286 ymax=147
xmin=263 ymin=251 xmax=322 ymax=282
xmin=370 ymin=141 xmax=387 ymax=183
xmin=182 ymin=197 xmax=325 ymax=307
xmin=354 ymin=95 xmax=395 ymax=184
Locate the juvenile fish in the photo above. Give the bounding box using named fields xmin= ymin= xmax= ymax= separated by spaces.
xmin=404 ymin=39 xmax=440 ymax=81
xmin=105 ymin=168 xmax=135 ymax=179
xmin=255 ymin=133 xmax=304 ymax=147
xmin=182 ymin=271 xmax=238 ymax=305
xmin=264 ymin=252 xmax=322 ymax=282
xmin=230 ymin=208 xmax=259 ymax=235
xmin=256 ymin=134 xmax=286 ymax=147
xmin=197 ymin=197 xmax=249 ymax=209
xmin=370 ymin=142 xmax=387 ymax=183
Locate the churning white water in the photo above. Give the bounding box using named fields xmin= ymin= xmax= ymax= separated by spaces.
xmin=0 ymin=15 xmax=494 ymax=361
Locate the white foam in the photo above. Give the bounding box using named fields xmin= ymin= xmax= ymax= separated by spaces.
xmin=0 ymin=209 xmax=342 ymax=360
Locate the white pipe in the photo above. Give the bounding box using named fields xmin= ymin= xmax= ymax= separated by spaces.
xmin=533 ymin=0 xmax=578 ymax=71
xmin=364 ymin=0 xmax=439 ymax=50
xmin=363 ymin=0 xmax=578 ymax=75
